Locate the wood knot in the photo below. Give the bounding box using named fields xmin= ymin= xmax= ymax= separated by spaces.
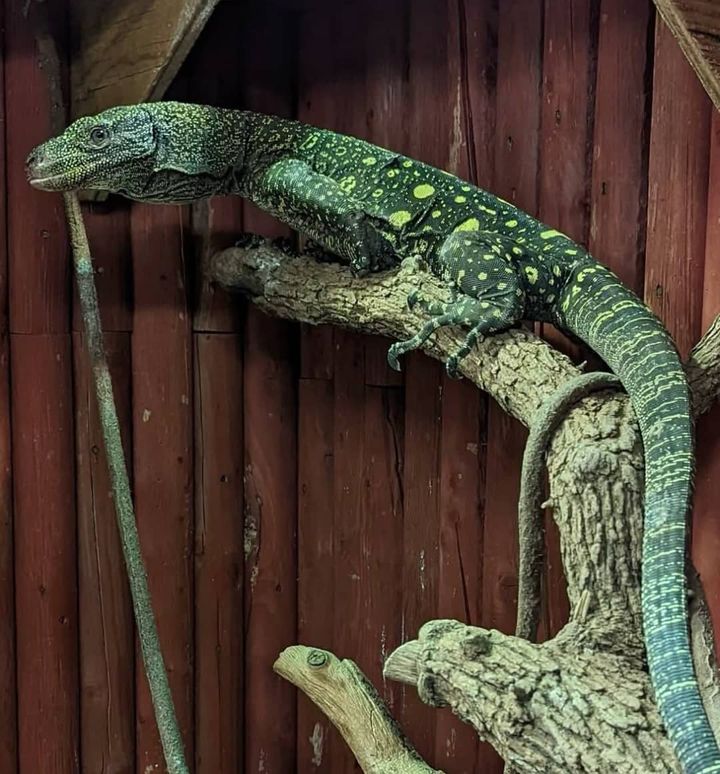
xmin=462 ymin=632 xmax=493 ymax=660
xmin=307 ymin=649 xmax=329 ymax=668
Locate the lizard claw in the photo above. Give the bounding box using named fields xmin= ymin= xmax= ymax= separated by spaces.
xmin=407 ymin=289 xmax=420 ymax=310
xmin=387 ymin=344 xmax=403 ymax=372
xmin=445 ymin=355 xmax=463 ymax=380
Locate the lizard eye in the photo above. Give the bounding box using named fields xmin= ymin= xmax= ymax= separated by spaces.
xmin=89 ymin=125 xmax=111 ymax=147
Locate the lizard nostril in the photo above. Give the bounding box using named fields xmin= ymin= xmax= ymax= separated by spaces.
xmin=26 ymin=147 xmax=45 ymax=170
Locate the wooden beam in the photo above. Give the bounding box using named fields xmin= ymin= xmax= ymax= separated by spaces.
xmin=653 ymin=0 xmax=720 ymax=111
xmin=70 ymin=0 xmax=220 ymax=118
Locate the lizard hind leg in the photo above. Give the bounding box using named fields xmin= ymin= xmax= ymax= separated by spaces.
xmin=388 ymin=231 xmax=526 ymax=373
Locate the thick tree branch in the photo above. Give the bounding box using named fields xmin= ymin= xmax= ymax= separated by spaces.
xmin=210 ymin=242 xmax=579 ymax=426
xmin=211 ymin=240 xmax=720 ymax=772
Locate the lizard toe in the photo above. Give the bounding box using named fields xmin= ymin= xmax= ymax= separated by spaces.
xmin=387 ymin=344 xmax=403 ymax=372
xmin=445 ymin=355 xmax=462 ymax=380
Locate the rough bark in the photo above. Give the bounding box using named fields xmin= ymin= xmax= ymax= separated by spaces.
xmin=211 ymin=239 xmax=720 ymax=773
xmin=274 ymin=646 xmax=440 ymax=774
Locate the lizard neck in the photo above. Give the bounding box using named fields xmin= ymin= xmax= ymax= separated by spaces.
xmin=231 ymin=110 xmax=312 ymax=196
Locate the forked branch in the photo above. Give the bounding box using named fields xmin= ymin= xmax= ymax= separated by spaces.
xmin=211 ymin=239 xmax=720 ymax=772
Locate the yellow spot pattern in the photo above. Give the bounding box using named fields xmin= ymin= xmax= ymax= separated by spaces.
xmin=540 ymin=229 xmax=563 ymax=239
xmin=431 ymin=210 xmax=442 ymax=218
xmin=413 ymin=183 xmax=435 ymax=199
xmin=455 ymin=217 xmax=480 ymax=232
xmin=455 ymin=195 xmax=467 ymax=203
xmin=362 ymin=156 xmax=377 ymax=165
xmin=389 ymin=210 xmax=412 ymax=227
xmin=339 ymin=175 xmax=356 ymax=193
xmin=300 ymin=133 xmax=319 ymax=150
xmin=505 ymin=219 xmax=518 ymax=228
xmin=524 ymin=266 xmax=539 ymax=285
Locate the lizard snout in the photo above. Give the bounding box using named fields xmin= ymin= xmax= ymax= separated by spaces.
xmin=25 ymin=144 xmax=47 ymax=182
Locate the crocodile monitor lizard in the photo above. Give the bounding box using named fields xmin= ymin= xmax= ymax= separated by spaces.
xmin=26 ymin=102 xmax=718 ymax=773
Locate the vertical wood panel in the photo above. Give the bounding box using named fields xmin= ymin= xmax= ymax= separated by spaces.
xmin=692 ymin=111 xmax=720 ymax=649
xmin=12 ymin=333 xmax=78 ymax=773
xmin=131 ymin=203 xmax=195 ymax=771
xmin=191 ymin=198 xmax=245 ymax=333
xmin=330 ymin=330 xmax=366 ymax=774
xmin=361 ymin=383 xmax=404 ymax=695
xmin=0 ymin=328 xmax=14 ymax=774
xmin=539 ymin=0 xmax=595 ymax=241
xmin=645 ymin=19 xmax=711 ymax=358
xmin=243 ymin=293 xmax=298 ymax=774
xmin=297 ymin=377 xmax=335 ymax=773
xmin=0 ymin=0 xmax=17 ymax=766
xmin=590 ymin=0 xmax=653 ymax=294
xmin=5 ymin=0 xmax=69 ymax=334
xmin=240 ymin=7 xmax=298 ymax=771
xmin=194 ymin=333 xmax=244 ymax=774
xmin=74 ymin=331 xmax=135 ymax=773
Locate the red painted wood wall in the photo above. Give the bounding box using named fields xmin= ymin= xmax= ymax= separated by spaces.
xmin=0 ymin=0 xmax=717 ymax=771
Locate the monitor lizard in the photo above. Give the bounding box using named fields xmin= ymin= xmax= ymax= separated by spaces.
xmin=26 ymin=102 xmax=719 ymax=774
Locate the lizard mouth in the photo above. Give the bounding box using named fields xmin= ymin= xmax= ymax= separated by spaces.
xmin=28 ymin=173 xmax=69 ymax=191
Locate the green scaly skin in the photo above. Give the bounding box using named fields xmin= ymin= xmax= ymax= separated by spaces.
xmin=26 ymin=101 xmax=719 ymax=773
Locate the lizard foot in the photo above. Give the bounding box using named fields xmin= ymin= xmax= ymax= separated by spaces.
xmin=387 ymin=342 xmax=405 ymax=372
xmin=343 ymin=211 xmax=397 ymax=276
xmin=445 ymin=355 xmax=462 ymax=379
xmin=387 ymin=309 xmax=463 ymax=371
xmin=407 ymin=289 xmax=449 ymax=316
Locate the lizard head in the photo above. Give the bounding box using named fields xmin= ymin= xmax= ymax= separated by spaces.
xmin=26 ymin=102 xmax=243 ymax=202
xmin=26 ymin=105 xmax=157 ymax=195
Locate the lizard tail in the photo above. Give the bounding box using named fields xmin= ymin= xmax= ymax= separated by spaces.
xmin=558 ymin=261 xmax=720 ymax=774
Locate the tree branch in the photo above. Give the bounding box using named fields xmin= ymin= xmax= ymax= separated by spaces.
xmin=211 ymin=239 xmax=720 ymax=772
xmin=687 ymin=313 xmax=720 ymax=417
xmin=210 ymin=242 xmax=578 ymax=426
xmin=274 ymin=646 xmax=440 ymax=773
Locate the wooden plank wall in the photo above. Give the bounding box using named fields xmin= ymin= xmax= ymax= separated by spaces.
xmin=0 ymin=0 xmax=718 ymax=771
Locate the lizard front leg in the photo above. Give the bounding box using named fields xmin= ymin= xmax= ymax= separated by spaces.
xmin=252 ymin=158 xmax=395 ymax=275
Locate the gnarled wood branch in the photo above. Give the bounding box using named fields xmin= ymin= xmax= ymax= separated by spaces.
xmin=274 ymin=646 xmax=440 ymax=774
xmin=211 ymin=239 xmax=720 ymax=772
